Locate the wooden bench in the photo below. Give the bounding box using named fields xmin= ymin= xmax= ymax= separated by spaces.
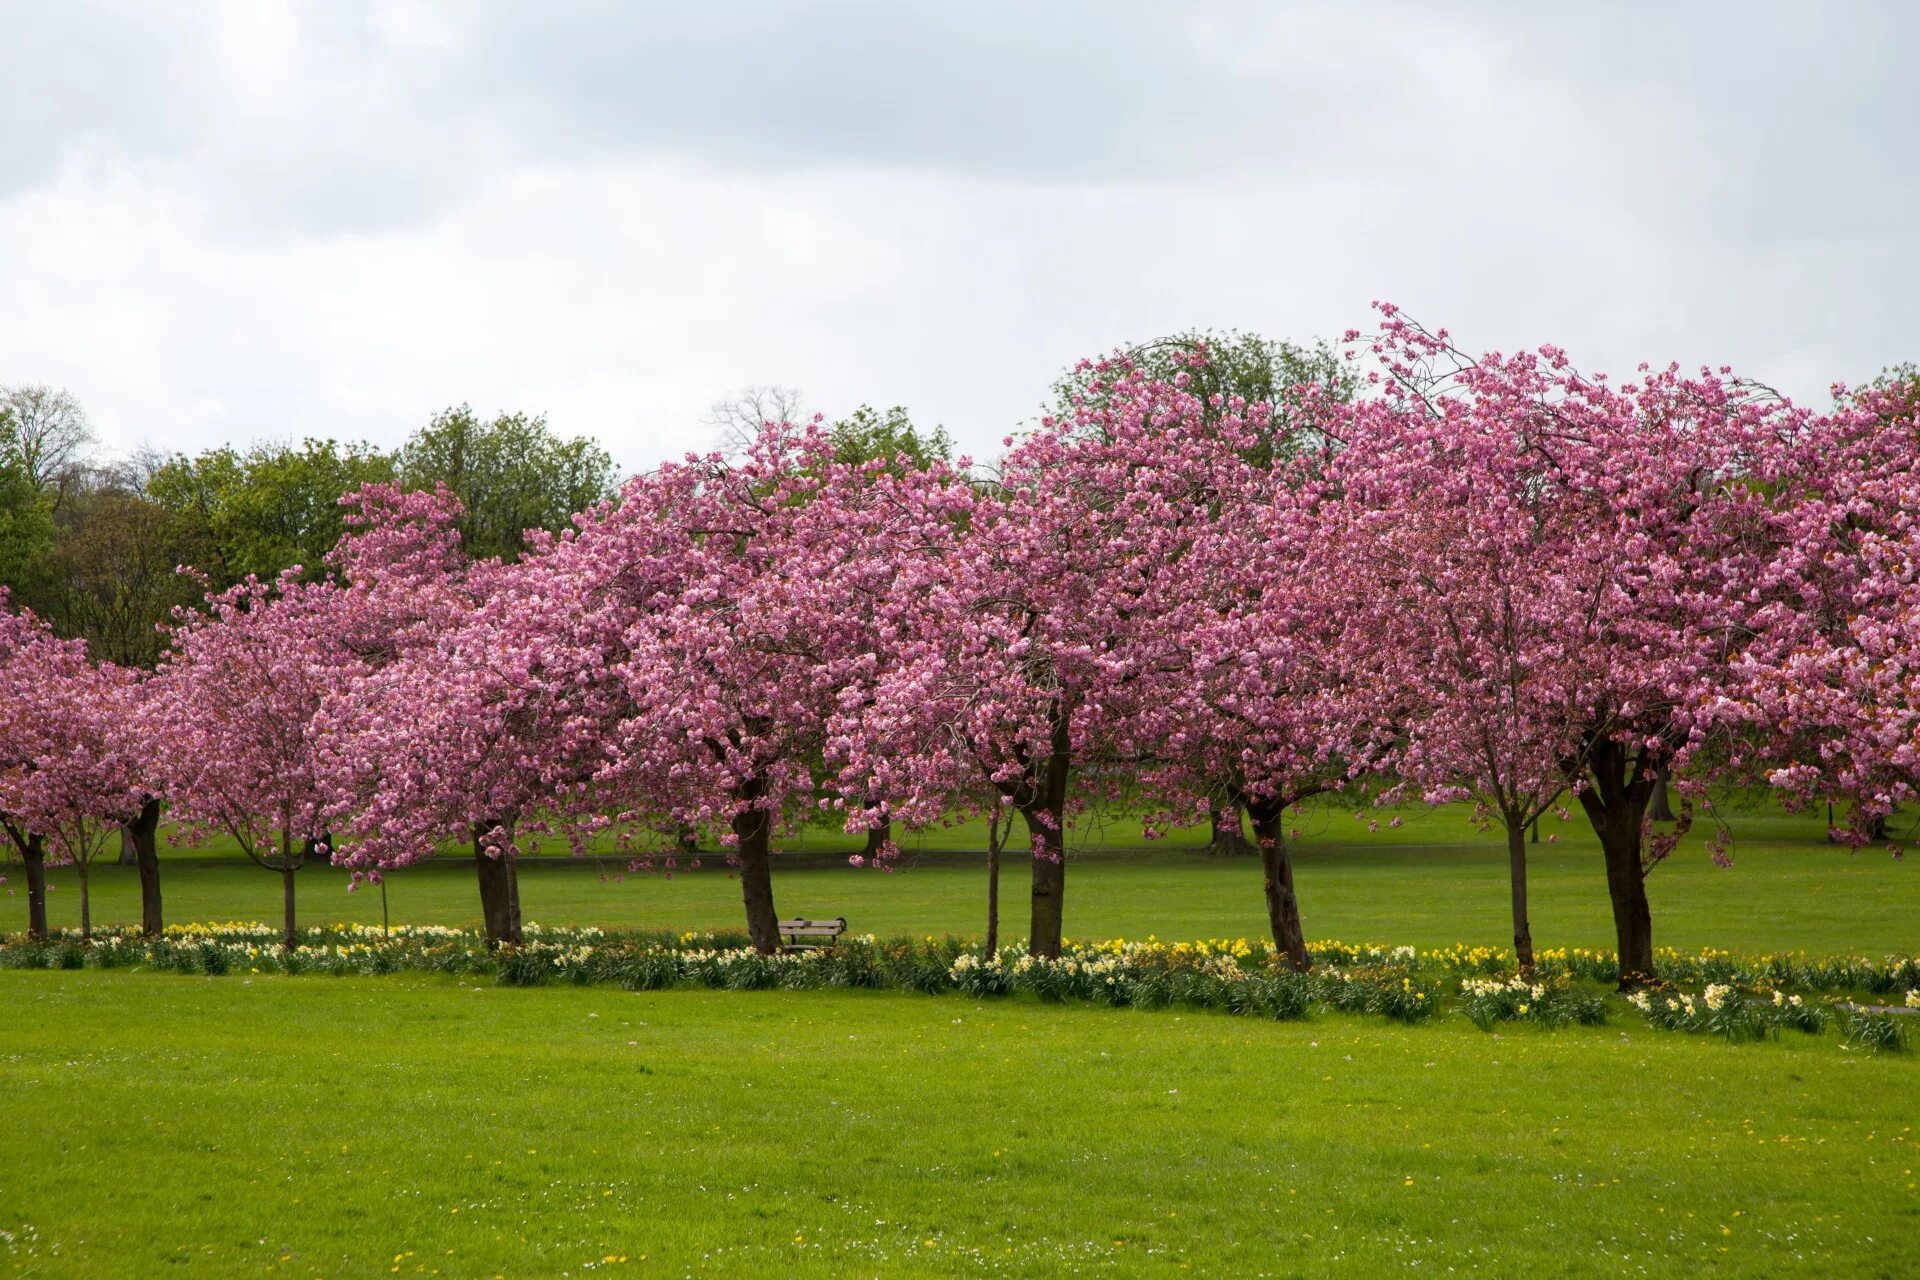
xmin=778 ymin=917 xmax=847 ymax=951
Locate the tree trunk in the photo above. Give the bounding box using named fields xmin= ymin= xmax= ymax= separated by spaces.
xmin=1208 ymin=805 xmax=1254 ymax=856
xmin=1249 ymin=803 xmax=1310 ymax=971
xmin=474 ymin=820 xmax=523 ymax=949
xmin=1023 ymin=715 xmax=1074 ymax=960
xmin=1572 ymin=737 xmax=1658 ymax=989
xmin=281 ymin=864 xmax=298 ymax=951
xmin=984 ymin=811 xmax=1003 ymax=957
xmin=1647 ymin=767 xmax=1676 ymax=823
xmin=129 ymin=798 xmax=162 ymax=937
xmin=864 ymin=819 xmax=892 ymax=862
xmin=1505 ymin=817 xmax=1535 ymax=974
xmin=1598 ymin=823 xmax=1654 ymax=988
xmin=732 ymin=784 xmax=781 ymax=955
xmin=118 ymin=824 xmax=137 ymax=867
xmin=1024 ymin=813 xmax=1065 ymax=959
xmin=22 ymin=834 xmax=49 ymax=941
xmin=77 ymin=862 xmax=92 ymax=942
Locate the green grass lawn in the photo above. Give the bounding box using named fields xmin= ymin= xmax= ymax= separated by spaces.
xmin=2 ymin=972 xmax=1915 ymax=1278
xmin=4 ymin=801 xmax=1916 ymax=1277
xmin=14 ymin=800 xmax=1916 ymax=955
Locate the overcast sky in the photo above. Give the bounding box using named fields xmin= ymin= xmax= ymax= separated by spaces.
xmin=3 ymin=1 xmax=1915 ymax=474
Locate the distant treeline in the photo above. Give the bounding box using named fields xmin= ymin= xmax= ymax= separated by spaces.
xmin=0 ymin=395 xmax=613 ymax=666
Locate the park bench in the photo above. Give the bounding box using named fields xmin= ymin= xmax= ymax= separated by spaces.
xmin=778 ymin=917 xmax=847 ymax=951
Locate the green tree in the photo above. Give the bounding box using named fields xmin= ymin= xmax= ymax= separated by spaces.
xmin=147 ymin=439 xmax=397 ymax=585
xmin=828 ymin=404 xmax=953 ymax=472
xmin=39 ymin=483 xmax=204 ymax=667
xmin=399 ymin=407 xmax=616 ymax=561
xmin=1868 ymin=361 xmax=1918 ymax=396
xmin=0 ymin=406 xmax=56 ymax=596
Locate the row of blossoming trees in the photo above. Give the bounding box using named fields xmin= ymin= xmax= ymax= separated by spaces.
xmin=2 ymin=310 xmax=1915 ymax=988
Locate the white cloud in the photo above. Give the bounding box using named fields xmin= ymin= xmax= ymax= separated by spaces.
xmin=1 ymin=1 xmax=1914 ymax=475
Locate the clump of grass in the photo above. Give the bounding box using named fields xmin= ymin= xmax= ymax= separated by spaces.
xmin=1836 ymin=1006 xmax=1910 ymax=1054
xmin=1459 ymin=975 xmax=1606 ymax=1030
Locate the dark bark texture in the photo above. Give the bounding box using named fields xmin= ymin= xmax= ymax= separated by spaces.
xmin=129 ymin=798 xmax=162 ymax=936
xmin=280 ymin=864 xmax=298 ymax=951
xmin=984 ymin=813 xmax=1003 ymax=957
xmin=1021 ymin=716 xmax=1073 ymax=959
xmin=1573 ymin=736 xmax=1659 ymax=988
xmin=474 ymin=820 xmax=524 ymax=948
xmin=1505 ymin=818 xmax=1535 ymax=973
xmin=732 ymin=782 xmax=781 ymax=955
xmin=8 ymin=827 xmax=50 ymax=940
xmin=1248 ymin=801 xmax=1310 ymax=972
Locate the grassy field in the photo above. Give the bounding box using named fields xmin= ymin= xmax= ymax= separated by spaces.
xmin=4 ymin=801 xmax=1916 ymax=1277
xmin=12 ymin=801 xmax=1916 ymax=955
xmin=1 ymin=972 xmax=1915 ymax=1278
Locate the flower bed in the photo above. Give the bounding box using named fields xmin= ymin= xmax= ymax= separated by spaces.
xmin=3 ymin=924 xmax=1912 ymax=1050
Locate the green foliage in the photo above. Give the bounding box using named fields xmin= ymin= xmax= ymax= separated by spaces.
xmin=2 ymin=394 xmax=200 ymax=660
xmin=1868 ymin=360 xmax=1918 ymax=393
xmin=25 ymin=923 xmax=1910 ymax=1055
xmin=1625 ymin=985 xmax=1843 ymax=1043
xmin=827 ymin=404 xmax=952 ymax=471
xmin=0 ymin=407 xmax=55 ymax=596
xmin=1458 ymin=974 xmax=1608 ymax=1030
xmin=38 ymin=485 xmax=206 ymax=665
xmin=147 ymin=439 xmax=398 ymax=584
xmin=1836 ymin=1005 xmax=1911 ymax=1053
xmin=399 ymin=406 xmax=616 ymax=561
xmin=7 ymin=390 xmax=626 ymax=654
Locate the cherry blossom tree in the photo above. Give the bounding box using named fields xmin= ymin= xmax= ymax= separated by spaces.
xmin=308 ymin=484 xmax=570 ymax=947
xmin=1050 ymin=331 xmax=1359 ymax=856
xmin=832 ymin=368 xmax=1259 ymax=958
xmin=1333 ymin=308 xmax=1833 ymax=986
xmin=1127 ymin=473 xmax=1390 ymax=969
xmin=0 ymin=595 xmax=59 ymax=938
xmin=145 ymin=571 xmax=353 ymax=949
xmin=1337 ymin=479 xmax=1591 ymax=974
xmin=0 ymin=591 xmax=147 ymax=939
xmin=315 ymin=549 xmax=609 ymax=948
xmin=1733 ymin=378 xmax=1920 ymax=848
xmin=504 ymin=424 xmax=951 ymax=953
